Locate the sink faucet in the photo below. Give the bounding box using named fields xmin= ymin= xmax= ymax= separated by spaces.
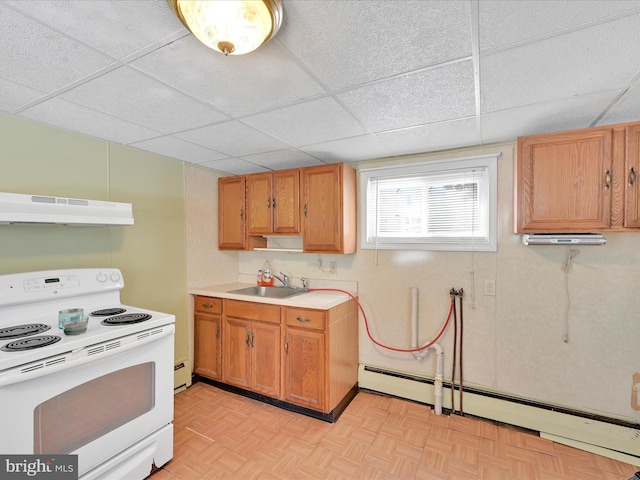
xmin=272 ymin=272 xmax=289 ymax=287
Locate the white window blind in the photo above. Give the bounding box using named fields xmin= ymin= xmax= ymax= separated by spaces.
xmin=360 ymin=154 xmax=498 ymax=252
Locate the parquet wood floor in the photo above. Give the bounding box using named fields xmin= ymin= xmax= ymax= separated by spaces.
xmin=150 ymin=382 xmax=639 ymax=480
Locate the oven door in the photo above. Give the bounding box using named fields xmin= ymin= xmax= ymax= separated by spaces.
xmin=0 ymin=324 xmax=174 ymax=478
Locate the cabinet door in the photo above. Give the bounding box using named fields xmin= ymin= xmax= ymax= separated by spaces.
xmin=247 ymin=172 xmax=273 ymax=235
xmin=284 ymin=328 xmax=325 ymax=410
xmin=625 ymin=124 xmax=640 ymax=227
xmin=194 ymin=314 xmax=222 ymax=380
xmin=516 ymin=128 xmax=613 ymax=232
xmin=251 ymin=322 xmax=281 ymax=398
xmin=223 ymin=317 xmax=251 ymax=389
xmin=303 ymin=164 xmax=343 ymax=252
xmin=273 ymin=169 xmax=301 ymax=234
xmin=218 ymin=176 xmax=247 ymax=249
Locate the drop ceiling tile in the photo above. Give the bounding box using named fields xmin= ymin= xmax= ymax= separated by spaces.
xmin=0 ymin=5 xmax=115 ymax=93
xmin=479 ymin=0 xmax=640 ymax=52
xmin=244 ymin=97 xmax=368 ymax=146
xmin=176 ymin=120 xmax=288 ymax=156
xmin=6 ymin=0 xmax=185 ymax=60
xmin=338 ymin=61 xmax=475 ymax=132
xmin=376 ymin=118 xmax=478 ymax=157
xmin=481 ymin=13 xmax=640 ymax=114
xmin=238 ymin=149 xmax=322 ymax=171
xmin=131 ymin=35 xmax=325 ymax=117
xmin=199 ymin=158 xmax=269 ymax=175
xmin=59 ymin=66 xmax=227 ymax=134
xmin=279 ymin=0 xmax=471 ymax=90
xmin=300 ymin=134 xmax=393 ymax=163
xmin=599 ymin=84 xmax=640 ymax=125
xmin=131 ymin=135 xmax=227 ymax=164
xmin=481 ymin=90 xmax=618 ymax=144
xmin=0 ymin=78 xmax=45 ymax=113
xmin=20 ymin=97 xmax=161 ymax=145
xmin=378 ymin=118 xmax=478 ymax=155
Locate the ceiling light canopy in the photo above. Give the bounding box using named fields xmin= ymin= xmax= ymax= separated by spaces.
xmin=168 ymin=0 xmax=283 ymax=56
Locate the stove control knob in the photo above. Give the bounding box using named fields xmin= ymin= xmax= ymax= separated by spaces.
xmin=96 ymin=272 xmax=108 ymax=283
xmin=109 ymin=271 xmax=121 ymax=283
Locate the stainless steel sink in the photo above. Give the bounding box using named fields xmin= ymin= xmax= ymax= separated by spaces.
xmin=229 ymin=286 xmax=307 ymax=299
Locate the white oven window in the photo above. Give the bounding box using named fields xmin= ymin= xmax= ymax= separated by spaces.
xmin=33 ymin=362 xmax=156 ymax=454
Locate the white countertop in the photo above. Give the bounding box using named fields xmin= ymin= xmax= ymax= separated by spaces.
xmin=190 ymin=282 xmax=356 ymax=310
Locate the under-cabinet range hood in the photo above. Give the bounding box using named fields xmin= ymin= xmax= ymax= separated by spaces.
xmin=521 ymin=233 xmax=606 ymax=246
xmin=0 ymin=192 xmax=134 ymax=226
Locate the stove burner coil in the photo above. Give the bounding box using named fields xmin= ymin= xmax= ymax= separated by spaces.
xmin=1 ymin=335 xmax=62 ymax=352
xmin=91 ymin=308 xmax=127 ymax=317
xmin=101 ymin=313 xmax=152 ymax=326
xmin=0 ymin=323 xmax=51 ymax=340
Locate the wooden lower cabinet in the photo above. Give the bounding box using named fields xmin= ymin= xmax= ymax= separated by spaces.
xmin=194 ymin=296 xmax=222 ymax=380
xmin=223 ymin=300 xmax=281 ymax=398
xmin=194 ymin=295 xmax=358 ymax=417
xmin=283 ymin=301 xmax=359 ymax=414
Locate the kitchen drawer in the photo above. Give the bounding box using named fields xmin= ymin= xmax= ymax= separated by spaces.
xmin=194 ymin=296 xmax=222 ymax=314
xmin=226 ymin=299 xmax=280 ymax=324
xmin=285 ymin=308 xmax=325 ymax=330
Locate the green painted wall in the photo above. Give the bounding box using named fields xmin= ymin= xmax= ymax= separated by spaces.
xmin=0 ymin=112 xmax=188 ymax=371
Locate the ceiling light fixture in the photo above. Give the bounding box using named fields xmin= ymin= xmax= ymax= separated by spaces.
xmin=167 ymin=0 xmax=283 ymax=56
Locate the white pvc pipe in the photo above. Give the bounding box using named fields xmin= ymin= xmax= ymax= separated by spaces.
xmin=410 ymin=287 xmax=443 ymax=415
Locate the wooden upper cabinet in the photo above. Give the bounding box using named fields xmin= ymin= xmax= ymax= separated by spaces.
xmin=246 ymin=169 xmax=300 ymax=235
xmin=302 ymin=163 xmax=357 ymax=253
xmin=218 ymin=176 xmax=247 ymax=250
xmin=624 ymin=124 xmax=640 ymax=228
xmin=515 ymin=126 xmax=614 ymax=232
xmin=515 ymin=120 xmax=640 ymax=232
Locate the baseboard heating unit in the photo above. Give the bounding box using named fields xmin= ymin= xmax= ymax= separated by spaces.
xmin=359 ymin=364 xmax=640 ymax=466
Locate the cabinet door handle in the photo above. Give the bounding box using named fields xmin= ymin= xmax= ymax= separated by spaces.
xmin=271 ymin=196 xmax=276 ymax=209
xmin=605 ymin=169 xmax=611 ymax=191
xmin=250 ymin=332 xmax=255 ymax=348
xmin=303 ymin=204 xmax=308 ymax=217
xmin=240 ymin=207 xmax=245 ymax=220
xmin=216 ymin=325 xmax=220 ymax=339
xmin=267 ymin=197 xmax=271 ymax=208
xmin=245 ymin=331 xmax=251 ymax=347
xmin=284 ymin=339 xmax=289 ymax=354
xmin=630 ymin=167 xmax=636 ymax=187
xmin=296 ymin=316 xmax=311 ymax=323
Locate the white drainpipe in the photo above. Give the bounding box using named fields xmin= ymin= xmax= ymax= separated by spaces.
xmin=410 ymin=287 xmax=444 ymax=415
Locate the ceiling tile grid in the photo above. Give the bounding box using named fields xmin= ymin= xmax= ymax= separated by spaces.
xmin=2 ymin=0 xmax=640 ymax=174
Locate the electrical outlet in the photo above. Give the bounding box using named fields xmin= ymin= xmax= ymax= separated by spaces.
xmin=330 ymin=261 xmax=337 ymax=274
xmin=484 ymin=280 xmax=496 ymax=296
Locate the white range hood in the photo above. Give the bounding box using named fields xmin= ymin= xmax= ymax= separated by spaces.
xmin=0 ymin=192 xmax=134 ymax=226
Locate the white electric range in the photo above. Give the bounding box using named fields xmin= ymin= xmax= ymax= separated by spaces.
xmin=0 ymin=268 xmax=175 ymax=479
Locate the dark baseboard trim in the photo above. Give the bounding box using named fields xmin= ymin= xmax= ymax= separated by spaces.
xmin=192 ymin=375 xmax=358 ymax=423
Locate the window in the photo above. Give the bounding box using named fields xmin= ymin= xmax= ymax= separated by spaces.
xmin=360 ymin=154 xmax=498 ymax=252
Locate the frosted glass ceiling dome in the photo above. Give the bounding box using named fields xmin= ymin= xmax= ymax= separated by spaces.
xmin=168 ymin=0 xmax=284 ymax=56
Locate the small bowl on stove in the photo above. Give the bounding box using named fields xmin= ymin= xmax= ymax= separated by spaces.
xmin=59 ymin=308 xmax=88 ymax=335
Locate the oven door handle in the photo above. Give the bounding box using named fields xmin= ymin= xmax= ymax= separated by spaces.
xmin=0 ymin=324 xmax=175 ymax=387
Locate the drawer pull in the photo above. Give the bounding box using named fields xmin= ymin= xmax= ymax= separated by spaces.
xmin=296 ymin=316 xmax=311 ymax=323
xmin=202 ymin=303 xmax=214 ymax=308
